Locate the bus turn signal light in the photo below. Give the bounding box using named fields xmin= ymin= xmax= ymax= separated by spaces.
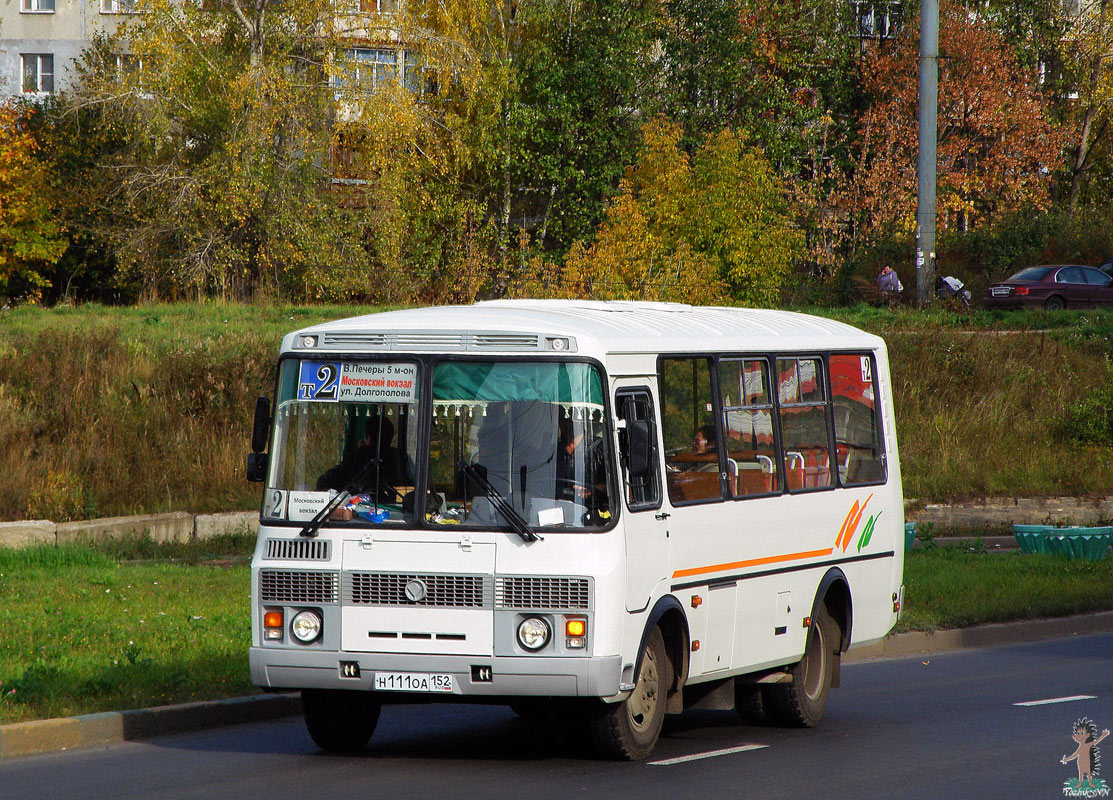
xmin=264 ymin=610 xmax=284 ymax=640
xmin=565 ymin=619 xmax=586 ymax=637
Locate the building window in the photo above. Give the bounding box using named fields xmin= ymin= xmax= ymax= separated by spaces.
xmin=21 ymin=0 xmax=55 ymax=12
xmin=115 ymin=54 xmax=142 ymax=81
xmin=101 ymin=0 xmax=138 ymax=13
xmin=338 ymin=48 xmax=399 ymax=92
xmin=21 ymin=54 xmax=54 ymax=94
xmin=359 ymin=0 xmax=397 ymax=12
xmin=852 ymin=1 xmax=902 ymax=39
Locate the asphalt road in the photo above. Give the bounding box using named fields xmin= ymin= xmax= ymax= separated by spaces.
xmin=3 ymin=632 xmax=1112 ymax=800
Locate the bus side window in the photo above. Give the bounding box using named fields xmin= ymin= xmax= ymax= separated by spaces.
xmin=829 ymin=353 xmax=886 ymax=485
xmin=777 ymin=357 xmax=833 ymax=491
xmin=659 ymin=357 xmax=722 ymax=504
xmin=719 ymin=358 xmax=779 ymax=497
xmin=616 ymin=391 xmax=661 ymax=510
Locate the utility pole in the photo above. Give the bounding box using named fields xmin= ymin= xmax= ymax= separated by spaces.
xmin=916 ymin=0 xmax=939 ymax=305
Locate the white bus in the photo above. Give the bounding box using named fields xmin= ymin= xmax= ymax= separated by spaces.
xmin=247 ymin=300 xmax=904 ymax=760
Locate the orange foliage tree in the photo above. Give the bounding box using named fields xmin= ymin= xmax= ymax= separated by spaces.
xmin=835 ymin=3 xmax=1066 ymax=248
xmin=0 ymin=100 xmax=65 ymax=298
xmin=523 ymin=117 xmax=802 ymax=304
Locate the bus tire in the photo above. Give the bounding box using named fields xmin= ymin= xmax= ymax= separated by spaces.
xmin=302 ymin=689 xmax=381 ymax=752
xmin=589 ymin=627 xmax=668 ymax=760
xmin=763 ymin=606 xmax=837 ymax=728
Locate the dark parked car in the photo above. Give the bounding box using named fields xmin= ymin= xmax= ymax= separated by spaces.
xmin=1100 ymin=257 xmax=1113 ymax=279
xmin=982 ymin=265 xmax=1113 ymax=310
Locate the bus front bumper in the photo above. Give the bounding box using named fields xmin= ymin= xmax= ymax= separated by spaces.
xmin=249 ymin=647 xmax=623 ymax=699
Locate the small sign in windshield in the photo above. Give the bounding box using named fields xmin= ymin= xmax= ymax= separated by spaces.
xmin=297 ymin=361 xmax=418 ymax=404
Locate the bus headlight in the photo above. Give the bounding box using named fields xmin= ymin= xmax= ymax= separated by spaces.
xmin=291 ymin=610 xmax=322 ymax=643
xmin=517 ymin=617 xmax=550 ymax=651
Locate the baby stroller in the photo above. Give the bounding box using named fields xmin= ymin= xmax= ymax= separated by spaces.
xmin=935 ymin=275 xmax=972 ymax=307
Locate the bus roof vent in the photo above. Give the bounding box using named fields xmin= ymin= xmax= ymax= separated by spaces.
xmin=471 ymin=333 xmax=540 ymax=350
xmin=393 ymin=333 xmax=466 ymax=350
xmin=322 ymin=333 xmax=390 ymax=348
xmin=317 ymin=331 xmax=545 ymax=352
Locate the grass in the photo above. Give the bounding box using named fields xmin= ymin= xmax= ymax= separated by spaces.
xmin=0 ymin=542 xmax=252 ymax=725
xmin=896 ymin=545 xmax=1113 ymax=632
xmin=2 ymin=535 xmax=1112 ymax=725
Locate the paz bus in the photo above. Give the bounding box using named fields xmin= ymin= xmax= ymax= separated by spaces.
xmin=246 ymin=300 xmax=904 ymax=760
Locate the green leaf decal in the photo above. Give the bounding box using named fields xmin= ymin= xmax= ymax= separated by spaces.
xmin=858 ymin=512 xmax=881 ymax=552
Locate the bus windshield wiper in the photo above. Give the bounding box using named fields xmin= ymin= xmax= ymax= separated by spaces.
xmin=462 ymin=464 xmax=540 ymax=543
xmin=298 ymin=454 xmax=387 ymax=538
xmin=299 ymin=489 xmax=351 ymax=539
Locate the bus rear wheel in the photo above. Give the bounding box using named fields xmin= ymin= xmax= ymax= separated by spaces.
xmin=588 ymin=627 xmax=668 ymax=760
xmin=302 ymin=689 xmax=381 ymax=752
xmin=763 ymin=607 xmax=837 ymax=728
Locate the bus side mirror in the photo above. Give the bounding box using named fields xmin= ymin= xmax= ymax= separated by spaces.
xmin=246 ymin=452 xmax=268 ymax=483
xmin=251 ymin=396 xmax=271 ymax=453
xmin=627 ymin=419 xmax=652 ymax=479
xmin=247 ymin=396 xmax=271 ymax=482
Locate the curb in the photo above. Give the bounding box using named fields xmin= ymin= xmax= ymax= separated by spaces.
xmin=6 ymin=611 xmax=1113 ymax=760
xmin=0 ymin=693 xmax=300 ymax=759
xmin=843 ymin=610 xmax=1113 ymax=662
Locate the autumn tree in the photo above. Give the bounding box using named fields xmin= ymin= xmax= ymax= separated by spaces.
xmin=835 ymin=3 xmax=1065 ymax=248
xmin=537 ymin=118 xmax=803 ymax=304
xmin=59 ymin=0 xmax=388 ymax=301
xmin=348 ymin=0 xmax=660 ymax=298
xmin=1060 ymin=0 xmax=1113 ymax=210
xmin=0 ymin=99 xmax=66 ymax=300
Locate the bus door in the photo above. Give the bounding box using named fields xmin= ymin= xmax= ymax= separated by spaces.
xmin=614 ymin=384 xmax=669 ymax=613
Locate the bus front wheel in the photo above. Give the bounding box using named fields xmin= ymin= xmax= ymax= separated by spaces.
xmin=588 ymin=627 xmax=668 ymax=760
xmin=763 ymin=606 xmax=837 ymax=728
xmin=302 ymin=689 xmax=381 ymax=752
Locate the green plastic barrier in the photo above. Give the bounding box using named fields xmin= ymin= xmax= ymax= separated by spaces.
xmin=1012 ymin=525 xmax=1113 ymax=561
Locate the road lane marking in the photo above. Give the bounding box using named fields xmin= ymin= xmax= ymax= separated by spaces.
xmin=649 ymin=744 xmax=768 ymax=766
xmin=1014 ymin=695 xmax=1097 ymax=707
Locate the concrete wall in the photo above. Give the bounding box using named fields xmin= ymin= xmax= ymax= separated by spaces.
xmin=910 ymin=496 xmax=1113 ymax=535
xmin=0 ymin=511 xmax=258 ymax=549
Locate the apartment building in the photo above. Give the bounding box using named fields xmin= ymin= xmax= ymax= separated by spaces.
xmin=1 ymin=0 xmax=129 ymax=97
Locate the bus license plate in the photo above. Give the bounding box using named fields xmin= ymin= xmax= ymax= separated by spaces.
xmin=373 ymin=672 xmax=456 ymax=693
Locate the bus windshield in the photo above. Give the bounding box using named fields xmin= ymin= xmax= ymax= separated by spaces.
xmin=428 ymin=361 xmax=615 ymax=530
xmin=265 ymin=359 xmax=421 ymax=526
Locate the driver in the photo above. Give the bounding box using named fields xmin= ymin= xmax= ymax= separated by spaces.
xmin=557 ymin=415 xmax=608 ymax=510
xmin=316 ymin=415 xmax=411 ymax=503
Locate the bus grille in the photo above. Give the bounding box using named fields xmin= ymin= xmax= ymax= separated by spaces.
xmin=263 ymin=538 xmax=331 ymax=561
xmin=259 ymin=570 xmax=339 ymax=604
xmin=495 ymin=577 xmax=591 ymax=611
xmin=347 ymin=573 xmax=489 ymax=608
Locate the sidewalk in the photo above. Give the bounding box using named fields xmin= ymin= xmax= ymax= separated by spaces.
xmin=4 ymin=611 xmax=1113 ymax=760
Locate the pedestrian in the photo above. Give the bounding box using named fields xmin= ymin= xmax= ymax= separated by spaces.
xmin=878 ymin=265 xmax=902 ymax=304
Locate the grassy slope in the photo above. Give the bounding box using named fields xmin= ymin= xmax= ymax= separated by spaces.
xmin=3 ymin=301 xmax=1113 ymax=519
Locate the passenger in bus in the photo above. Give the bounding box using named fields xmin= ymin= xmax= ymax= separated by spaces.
xmin=316 ymin=416 xmax=411 ymax=503
xmin=691 ymin=425 xmax=717 ymax=456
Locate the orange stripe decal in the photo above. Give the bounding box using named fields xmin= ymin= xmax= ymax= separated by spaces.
xmin=672 ymin=548 xmax=835 ymax=579
xmin=840 ymin=494 xmax=874 ymax=552
xmin=835 ymin=501 xmax=859 ymax=552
